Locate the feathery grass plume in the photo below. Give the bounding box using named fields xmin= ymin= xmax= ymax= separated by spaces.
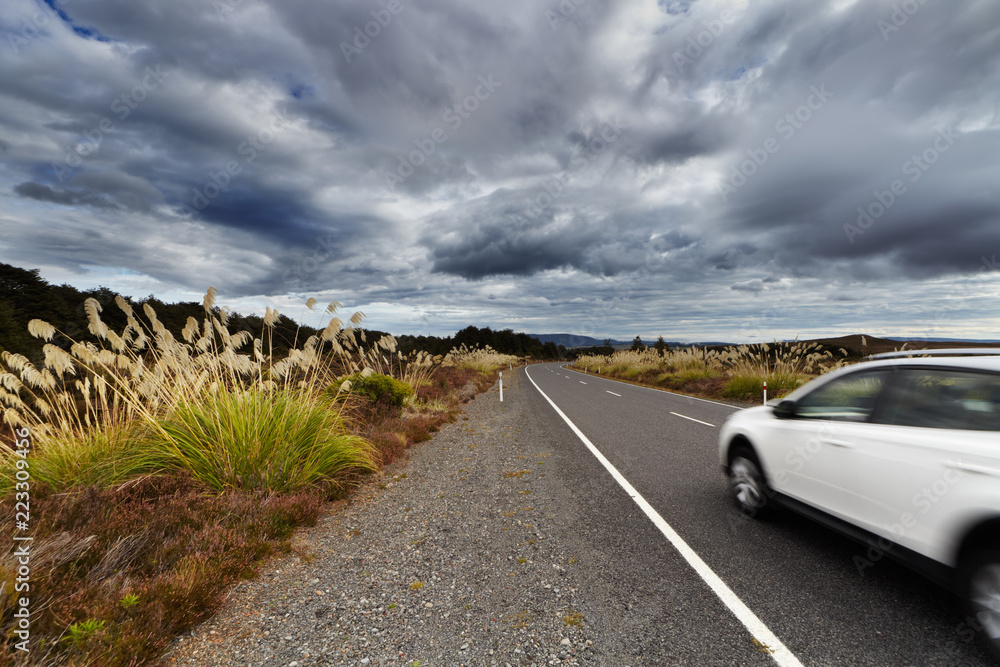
xmin=305 ymin=297 xmax=318 ymax=311
xmin=203 ymin=286 xmax=218 ymax=313
xmin=321 ymin=318 xmax=342 ymax=342
xmin=42 ymin=345 xmax=76 ymax=379
xmin=2 ymin=352 xmax=30 ymax=374
xmin=84 ymin=298 xmax=109 ymax=339
xmin=127 ymin=314 xmax=149 ymax=350
xmin=114 ymin=294 xmax=133 ymax=317
xmin=0 ymin=372 xmax=22 ymax=393
xmin=399 ymin=350 xmax=440 ymax=393
xmin=27 ymin=319 xmax=56 ymax=341
xmin=143 ymin=302 xmax=160 ymax=328
xmin=444 ymin=344 xmax=520 ymax=373
xmin=182 ymin=316 xmax=200 ymax=343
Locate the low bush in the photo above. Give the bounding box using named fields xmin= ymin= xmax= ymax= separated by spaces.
xmin=340 ymin=372 xmax=414 ymax=407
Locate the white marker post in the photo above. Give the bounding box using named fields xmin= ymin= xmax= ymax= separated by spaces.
xmin=499 ymin=372 xmax=503 ymax=402
xmin=763 ymin=381 xmax=767 ymax=405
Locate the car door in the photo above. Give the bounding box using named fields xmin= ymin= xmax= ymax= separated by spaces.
xmin=769 ymin=369 xmax=890 ymax=518
xmin=833 ymin=367 xmax=1000 ymax=563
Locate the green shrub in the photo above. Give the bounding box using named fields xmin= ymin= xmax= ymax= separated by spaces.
xmin=341 ymin=373 xmax=414 ymax=407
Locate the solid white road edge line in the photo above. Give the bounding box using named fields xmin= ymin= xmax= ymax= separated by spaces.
xmin=670 ymin=411 xmax=716 ymax=428
xmin=525 ymin=367 xmax=805 ymax=667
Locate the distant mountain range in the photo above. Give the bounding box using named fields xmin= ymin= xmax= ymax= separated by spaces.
xmin=527 ymin=333 xmax=1000 ymax=350
xmin=526 ymin=333 xmax=707 ymax=348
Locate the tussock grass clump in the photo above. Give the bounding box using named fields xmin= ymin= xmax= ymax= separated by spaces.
xmin=150 ymin=388 xmax=376 ymax=493
xmin=574 ymin=340 xmax=850 ymax=401
xmin=723 ymin=373 xmax=801 ymax=401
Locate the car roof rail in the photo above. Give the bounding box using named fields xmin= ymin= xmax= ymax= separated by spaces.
xmin=868 ymin=348 xmax=1000 ymax=360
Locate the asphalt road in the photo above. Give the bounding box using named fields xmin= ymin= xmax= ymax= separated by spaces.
xmin=520 ymin=362 xmax=996 ymax=666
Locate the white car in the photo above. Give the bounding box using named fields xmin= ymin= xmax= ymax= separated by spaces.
xmin=719 ymin=351 xmax=1000 ymax=660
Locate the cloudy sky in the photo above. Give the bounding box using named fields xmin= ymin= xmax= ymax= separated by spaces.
xmin=1 ymin=0 xmax=999 ymax=342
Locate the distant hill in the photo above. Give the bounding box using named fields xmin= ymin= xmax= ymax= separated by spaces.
xmin=526 ymin=333 xmax=695 ymax=349
xmin=525 ymin=332 xmax=1000 ymax=354
xmin=526 ymin=333 xmax=623 ymax=348
xmin=807 ymin=334 xmax=1000 ymax=358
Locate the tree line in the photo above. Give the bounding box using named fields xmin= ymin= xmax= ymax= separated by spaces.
xmin=396 ymin=326 xmax=565 ymax=359
xmin=0 ymin=263 xmax=566 ymax=362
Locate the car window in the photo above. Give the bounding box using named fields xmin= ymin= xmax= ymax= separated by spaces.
xmin=873 ymin=368 xmax=1000 ymax=431
xmin=795 ymin=370 xmax=888 ymax=422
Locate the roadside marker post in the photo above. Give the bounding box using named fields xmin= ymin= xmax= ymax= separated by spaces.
xmin=499 ymin=372 xmax=503 ymax=402
xmin=763 ymin=381 xmax=767 ymax=405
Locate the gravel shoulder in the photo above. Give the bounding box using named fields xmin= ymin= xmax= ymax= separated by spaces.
xmin=161 ymin=369 xmax=608 ymax=666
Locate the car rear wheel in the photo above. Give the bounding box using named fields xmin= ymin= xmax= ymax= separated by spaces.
xmin=728 ymin=446 xmax=771 ymax=518
xmin=962 ymin=548 xmax=1000 ymax=661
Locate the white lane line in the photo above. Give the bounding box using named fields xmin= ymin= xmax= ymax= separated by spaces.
xmin=670 ymin=412 xmax=716 ymax=428
xmin=525 ymin=367 xmax=804 ymax=667
xmin=606 ymin=390 xmax=622 ymax=397
xmin=579 ymin=381 xmax=588 ymax=385
xmin=558 ymin=365 xmax=740 ymax=409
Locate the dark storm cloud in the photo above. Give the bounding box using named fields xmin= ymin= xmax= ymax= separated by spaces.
xmin=703 ymin=0 xmax=1000 ymax=284
xmin=15 ymin=182 xmax=116 ymax=209
xmin=423 ymin=189 xmax=599 ymax=278
xmin=0 ymin=0 xmax=998 ymax=339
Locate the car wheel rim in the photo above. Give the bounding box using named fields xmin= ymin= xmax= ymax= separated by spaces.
xmin=730 ymin=457 xmax=765 ymax=510
xmin=970 ymin=562 xmax=1000 ymax=643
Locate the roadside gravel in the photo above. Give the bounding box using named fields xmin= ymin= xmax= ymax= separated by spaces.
xmin=161 ymin=369 xmax=617 ymax=667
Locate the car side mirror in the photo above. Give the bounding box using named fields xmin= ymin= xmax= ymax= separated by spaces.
xmin=773 ymin=399 xmax=797 ymax=419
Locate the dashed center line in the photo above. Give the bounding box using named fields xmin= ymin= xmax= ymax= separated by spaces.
xmin=606 ymin=391 xmax=622 ymax=397
xmin=579 ymin=381 xmax=587 ymax=385
xmin=670 ymin=412 xmax=715 ymax=427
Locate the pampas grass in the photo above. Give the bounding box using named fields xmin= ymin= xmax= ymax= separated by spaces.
xmin=0 ymin=290 xmax=382 ymax=494
xmin=574 ymin=341 xmax=850 ymax=401
xmin=444 ymin=344 xmax=520 ymax=373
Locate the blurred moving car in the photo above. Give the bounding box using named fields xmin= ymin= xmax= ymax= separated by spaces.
xmin=719 ymin=350 xmax=1000 ymax=661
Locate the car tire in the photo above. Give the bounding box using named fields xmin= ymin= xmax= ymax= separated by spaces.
xmin=727 ymin=446 xmax=772 ymax=519
xmin=961 ymin=548 xmax=1000 ymax=661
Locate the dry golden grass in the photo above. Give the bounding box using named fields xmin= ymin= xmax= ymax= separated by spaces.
xmin=0 ymin=289 xmax=505 ymax=665
xmin=0 ymin=290 xmax=400 ymax=494
xmin=444 ymin=344 xmax=520 ymax=373
xmin=574 ymin=341 xmax=852 ymax=401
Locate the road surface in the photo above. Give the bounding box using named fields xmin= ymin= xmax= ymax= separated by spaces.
xmin=520 ymin=362 xmax=994 ymax=666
